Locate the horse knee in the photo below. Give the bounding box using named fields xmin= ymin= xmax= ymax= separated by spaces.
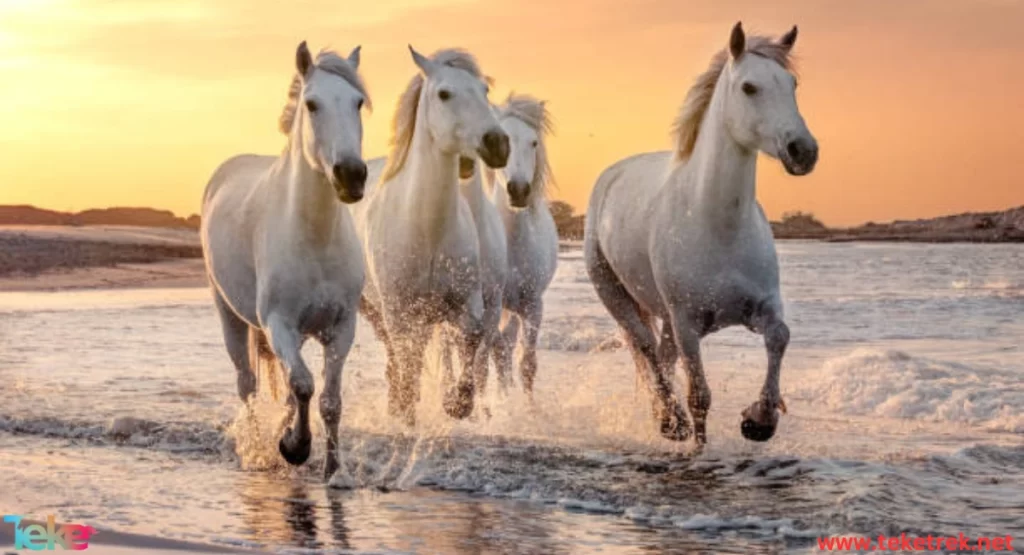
xmin=319 ymin=395 xmax=340 ymax=425
xmin=289 ymin=370 xmax=315 ymax=403
xmin=688 ymin=381 xmax=712 ymax=416
xmin=765 ymin=320 xmax=790 ymax=354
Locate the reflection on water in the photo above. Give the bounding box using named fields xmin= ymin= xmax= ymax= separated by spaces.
xmin=228 ymin=472 xmax=787 ymax=554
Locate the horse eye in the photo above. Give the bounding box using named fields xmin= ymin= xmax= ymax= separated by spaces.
xmin=742 ymin=82 xmax=758 ymax=96
xmin=439 ymin=89 xmax=452 ymax=101
xmin=305 ymin=100 xmax=318 ymax=112
xmin=531 ymin=140 xmax=538 ymax=148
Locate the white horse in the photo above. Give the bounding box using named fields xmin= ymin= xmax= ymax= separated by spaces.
xmin=201 ymin=42 xmax=369 ymax=478
xmin=436 ymin=154 xmax=509 ymax=405
xmin=583 ymin=23 xmax=818 ymax=445
xmin=485 ymin=94 xmax=559 ymax=397
xmin=350 ymin=47 xmax=509 ymax=426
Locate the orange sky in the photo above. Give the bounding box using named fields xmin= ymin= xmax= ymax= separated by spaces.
xmin=1 ymin=0 xmax=1021 ymax=226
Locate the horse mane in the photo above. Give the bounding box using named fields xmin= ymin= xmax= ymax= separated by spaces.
xmin=380 ymin=48 xmax=494 ymax=183
xmin=278 ymin=49 xmax=371 ymax=135
xmin=671 ymin=35 xmax=796 ymax=162
xmin=499 ymin=92 xmax=556 ymax=196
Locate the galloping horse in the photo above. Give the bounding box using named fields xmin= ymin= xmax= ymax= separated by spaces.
xmin=486 ymin=94 xmax=559 ymax=397
xmin=350 ymin=47 xmax=509 ymax=426
xmin=584 ymin=23 xmax=818 ymax=445
xmin=201 ymin=42 xmax=369 ymax=478
xmin=437 ymin=152 xmax=509 ymax=407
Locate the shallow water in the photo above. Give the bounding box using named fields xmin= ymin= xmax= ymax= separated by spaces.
xmin=1 ymin=242 xmax=1022 ymax=553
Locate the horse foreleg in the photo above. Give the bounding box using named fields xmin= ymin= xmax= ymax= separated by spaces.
xmin=667 ymin=312 xmax=710 ymax=446
xmin=491 ymin=311 xmax=519 ymax=393
xmin=444 ymin=291 xmax=485 ymax=420
xmin=361 ymin=299 xmax=403 ymax=420
xmin=320 ymin=312 xmax=357 ymax=480
xmin=473 ymin=290 xmax=504 ymax=404
xmin=438 ymin=325 xmax=457 ymax=388
xmin=741 ymin=304 xmax=789 ymax=442
xmin=265 ymin=314 xmax=314 ymax=466
xmin=517 ymin=298 xmax=544 ymax=398
xmin=389 ymin=321 xmax=429 ymax=428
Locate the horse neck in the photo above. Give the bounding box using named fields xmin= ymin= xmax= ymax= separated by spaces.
xmin=461 ymin=170 xmax=488 ymax=214
xmin=396 ymin=110 xmax=461 ymax=241
xmin=277 ymin=116 xmax=341 ymax=242
xmin=674 ymin=81 xmax=758 ymax=228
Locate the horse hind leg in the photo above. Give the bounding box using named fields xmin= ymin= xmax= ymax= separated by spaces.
xmin=740 ymin=302 xmax=790 ymax=442
xmin=212 ymin=289 xmax=257 ymax=403
xmin=584 ymin=242 xmax=690 ymax=441
xmin=319 ymin=312 xmax=357 ymax=480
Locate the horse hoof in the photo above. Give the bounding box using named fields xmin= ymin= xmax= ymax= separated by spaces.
xmin=278 ymin=433 xmax=312 ymax=466
xmin=443 ymin=392 xmax=474 ymax=420
xmin=324 ymin=453 xmax=340 ymax=481
xmin=659 ymin=416 xmax=692 ymax=442
xmin=740 ymin=418 xmax=777 ymax=442
xmin=443 ymin=382 xmax=474 ymax=420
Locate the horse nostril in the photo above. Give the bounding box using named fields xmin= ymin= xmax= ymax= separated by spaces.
xmin=483 ymin=130 xmax=508 ymax=155
xmin=334 ymin=160 xmax=367 ymax=185
xmin=483 ymin=131 xmax=498 ymax=151
xmin=786 ymin=140 xmax=802 ymax=160
xmin=508 ymin=180 xmax=531 ymax=205
xmin=351 ymin=161 xmax=367 ymax=184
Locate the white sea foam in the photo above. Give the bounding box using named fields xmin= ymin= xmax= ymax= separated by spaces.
xmin=788 ymin=349 xmax=1024 ymax=433
xmin=951 ymin=278 xmax=1020 ymax=291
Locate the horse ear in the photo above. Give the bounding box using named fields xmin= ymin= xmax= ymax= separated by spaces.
xmin=779 ymin=25 xmax=798 ymax=51
xmin=729 ymin=21 xmax=745 ymax=60
xmin=408 ymin=45 xmax=437 ymax=77
xmin=296 ymin=41 xmax=313 ymax=79
xmin=347 ymin=45 xmax=361 ymax=69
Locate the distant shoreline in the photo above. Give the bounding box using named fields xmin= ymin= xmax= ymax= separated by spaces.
xmin=2 ymin=202 xmax=1022 ymax=292
xmin=0 ymin=226 xmax=205 ymax=292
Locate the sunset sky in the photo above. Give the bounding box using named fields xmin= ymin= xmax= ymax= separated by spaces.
xmin=1 ymin=0 xmax=1021 ymax=226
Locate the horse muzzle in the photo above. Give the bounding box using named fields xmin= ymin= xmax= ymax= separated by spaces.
xmin=780 ymin=136 xmax=819 ymax=176
xmin=477 ymin=129 xmax=510 ymax=169
xmin=507 ymin=179 xmax=531 ymax=208
xmin=332 ymin=158 xmax=367 ymax=203
xmin=458 ymin=156 xmax=476 ymax=180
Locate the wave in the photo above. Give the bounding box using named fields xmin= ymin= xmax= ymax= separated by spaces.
xmin=4 ymin=407 xmax=1022 ymax=542
xmin=0 ymin=413 xmax=230 ymax=455
xmin=951 ymin=278 xmax=1021 ymax=291
xmin=787 ymin=349 xmax=1024 ymax=433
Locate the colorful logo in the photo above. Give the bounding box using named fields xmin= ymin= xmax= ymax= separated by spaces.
xmin=3 ymin=515 xmax=94 ymax=551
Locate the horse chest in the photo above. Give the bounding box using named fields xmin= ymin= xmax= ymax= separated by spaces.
xmin=295 ymin=299 xmax=346 ymax=336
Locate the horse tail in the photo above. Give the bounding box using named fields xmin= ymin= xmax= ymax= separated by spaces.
xmin=248 ymin=327 xmax=282 ymax=402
